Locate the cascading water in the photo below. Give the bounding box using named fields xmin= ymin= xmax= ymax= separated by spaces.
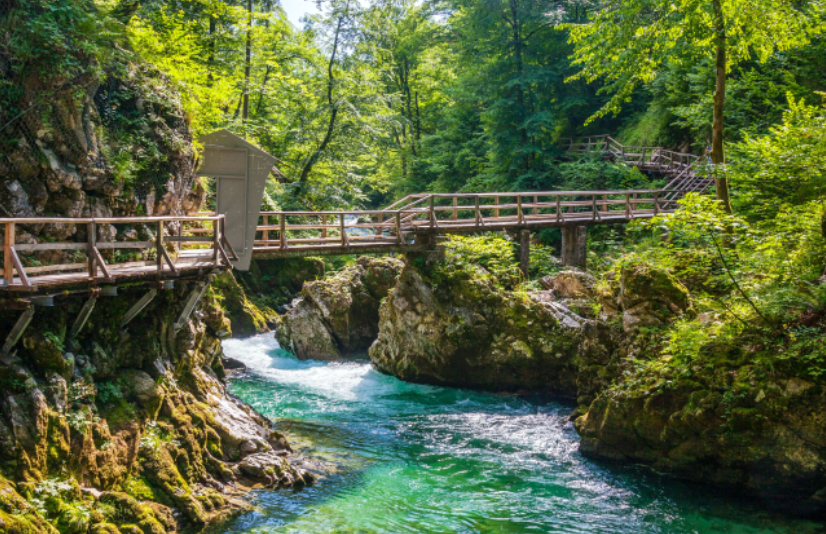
xmin=215 ymin=334 xmax=820 ymax=534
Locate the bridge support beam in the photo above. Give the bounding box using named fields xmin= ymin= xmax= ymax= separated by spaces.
xmin=1 ymin=306 xmax=34 ymax=363
xmin=561 ymin=226 xmax=587 ymax=269
xmin=518 ymin=230 xmax=530 ymax=280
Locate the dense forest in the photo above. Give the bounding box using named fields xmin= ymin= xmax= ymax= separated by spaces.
xmin=5 ymin=0 xmax=823 ymax=213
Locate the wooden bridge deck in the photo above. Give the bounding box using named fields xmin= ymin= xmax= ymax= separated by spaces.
xmin=1 ymin=135 xmax=713 ymax=292
xmin=1 ymin=215 xmax=234 ymax=294
xmin=252 ymin=189 xmax=670 ymax=259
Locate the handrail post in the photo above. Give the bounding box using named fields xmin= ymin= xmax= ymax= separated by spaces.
xmin=159 ymin=220 xmax=166 ymax=271
xmin=654 ymin=192 xmax=660 ymax=215
xmin=592 ymin=195 xmax=597 ymax=221
xmin=4 ymin=222 xmax=14 ymax=286
xmin=87 ymin=222 xmax=96 ymax=277
xmin=280 ymin=214 xmax=287 ymax=249
xmin=556 ymin=195 xmax=561 ymax=222
xmin=396 ymin=210 xmax=402 ymax=244
xmin=474 ymin=196 xmax=480 ymax=227
xmin=533 ymin=195 xmax=538 ymax=216
xmin=494 ymin=196 xmax=500 ymax=218
xmin=376 ymin=213 xmax=383 ymax=237
xmin=429 ymin=195 xmax=436 ymax=229
xmin=517 ymin=195 xmax=524 ymax=225
xmin=322 ymin=215 xmax=328 ymax=240
xmin=340 ymin=213 xmax=349 ymax=247
xmin=452 ymin=197 xmax=458 ymax=220
xmin=263 ymin=215 xmax=269 ymax=244
xmin=625 ymin=193 xmax=631 ymax=218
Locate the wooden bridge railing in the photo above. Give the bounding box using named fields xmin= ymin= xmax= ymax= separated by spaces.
xmin=562 ymin=135 xmax=701 ymax=175
xmin=1 ymin=214 xmax=233 ymax=291
xmin=254 ymin=190 xmax=668 ymax=254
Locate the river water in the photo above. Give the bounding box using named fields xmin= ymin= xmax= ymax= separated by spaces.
xmin=216 ymin=334 xmax=821 ymax=534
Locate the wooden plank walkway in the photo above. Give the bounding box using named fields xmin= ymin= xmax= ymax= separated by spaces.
xmin=252 ymin=189 xmax=670 ymax=258
xmin=1 ymin=135 xmax=712 ymax=289
xmin=1 ymin=215 xmax=234 ymax=294
xmin=561 ymin=135 xmax=713 ymax=203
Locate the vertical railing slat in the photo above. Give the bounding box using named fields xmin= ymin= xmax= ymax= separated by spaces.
xmin=4 ymin=222 xmax=15 ymax=286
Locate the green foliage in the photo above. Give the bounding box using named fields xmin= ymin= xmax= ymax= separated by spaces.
xmin=440 ymin=234 xmax=522 ymax=288
xmin=95 ymin=380 xmax=124 ymax=405
xmin=564 ymin=0 xmax=823 ymax=123
xmin=730 ymin=96 xmax=826 ymax=218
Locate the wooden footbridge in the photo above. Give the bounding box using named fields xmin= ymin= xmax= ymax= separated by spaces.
xmin=0 ymin=132 xmax=709 ymax=358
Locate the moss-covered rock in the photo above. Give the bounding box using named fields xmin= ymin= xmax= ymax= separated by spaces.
xmin=276 ymin=257 xmax=404 ymax=359
xmin=210 ymin=271 xmax=273 ymax=337
xmin=0 ymin=280 xmax=311 ymax=533
xmin=368 ymin=260 xmax=582 ymax=395
xmin=619 ymin=263 xmax=693 ymax=332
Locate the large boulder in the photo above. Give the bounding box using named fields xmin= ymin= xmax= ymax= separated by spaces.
xmin=619 ymin=263 xmax=692 ymax=332
xmin=276 ymin=257 xmax=404 ymax=359
xmin=576 ymin=367 xmax=826 ymax=516
xmin=368 ymin=262 xmax=581 ymax=395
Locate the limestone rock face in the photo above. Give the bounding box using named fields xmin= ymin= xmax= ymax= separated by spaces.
xmin=276 ymin=257 xmax=404 ymax=359
xmin=368 ymin=264 xmax=581 ymax=395
xmin=0 ymin=282 xmax=310 ymax=533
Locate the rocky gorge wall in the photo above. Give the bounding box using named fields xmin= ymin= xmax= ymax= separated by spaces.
xmin=0 ymin=283 xmax=312 ymax=534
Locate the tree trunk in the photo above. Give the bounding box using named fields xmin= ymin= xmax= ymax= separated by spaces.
xmin=242 ymin=0 xmax=253 ymax=126
xmin=711 ymin=0 xmax=732 ymax=213
xmin=208 ymin=15 xmax=216 ymax=86
xmin=297 ymin=15 xmax=344 ymax=189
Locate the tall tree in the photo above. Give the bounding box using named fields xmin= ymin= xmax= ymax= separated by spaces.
xmin=565 ymin=0 xmax=823 ymax=212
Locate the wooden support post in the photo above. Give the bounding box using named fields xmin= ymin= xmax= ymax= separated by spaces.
xmin=69 ymin=296 xmax=97 ymax=342
xmin=654 ymin=192 xmax=660 ymax=215
xmin=452 ymin=197 xmax=458 ymax=220
xmin=91 ymin=247 xmax=111 ymax=279
xmin=592 ymin=195 xmax=598 ymax=221
xmin=396 ymin=211 xmax=402 ymax=244
xmin=280 ymin=214 xmax=287 ymax=249
xmin=533 ymin=195 xmax=538 ymax=216
xmin=322 ymin=215 xmax=328 ymax=240
xmin=174 ymin=279 xmax=211 ymax=331
xmin=87 ymin=222 xmax=96 ymax=278
xmin=1 ymin=307 xmax=34 ymax=360
xmin=517 ymin=196 xmax=524 ymax=225
xmin=376 ymin=213 xmax=383 ymax=237
xmin=263 ymin=215 xmax=269 ymax=244
xmin=556 ymin=196 xmax=561 ymax=222
xmin=494 ymin=196 xmax=500 ymax=218
xmin=625 ymin=193 xmax=631 ymax=218
xmin=340 ymin=214 xmax=349 ymax=246
xmin=561 ymin=226 xmax=588 ymax=269
xmin=602 ymin=195 xmax=608 ymax=213
xmin=3 ymin=222 xmax=14 ymax=286
xmin=157 ymin=221 xmax=166 ymax=271
xmin=518 ymin=229 xmax=530 ymax=280
xmin=121 ymin=289 xmax=158 ymax=329
xmin=474 ymin=196 xmax=481 ymax=227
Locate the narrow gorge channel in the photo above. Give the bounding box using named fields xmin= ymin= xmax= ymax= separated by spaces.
xmin=215 ymin=335 xmax=819 ymax=534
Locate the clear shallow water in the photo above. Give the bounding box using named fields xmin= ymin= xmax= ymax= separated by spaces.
xmin=216 ymin=334 xmax=822 ymax=534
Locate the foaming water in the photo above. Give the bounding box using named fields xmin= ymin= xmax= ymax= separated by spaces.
xmin=216 ymin=335 xmax=822 ymax=534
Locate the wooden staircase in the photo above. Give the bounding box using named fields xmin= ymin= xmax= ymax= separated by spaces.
xmin=562 ymin=135 xmax=713 ymax=207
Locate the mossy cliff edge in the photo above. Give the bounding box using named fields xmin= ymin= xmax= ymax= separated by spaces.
xmin=0 ymin=284 xmax=312 ymax=534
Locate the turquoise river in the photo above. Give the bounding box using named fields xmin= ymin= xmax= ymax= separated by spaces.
xmin=214 ymin=334 xmax=823 ymax=534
